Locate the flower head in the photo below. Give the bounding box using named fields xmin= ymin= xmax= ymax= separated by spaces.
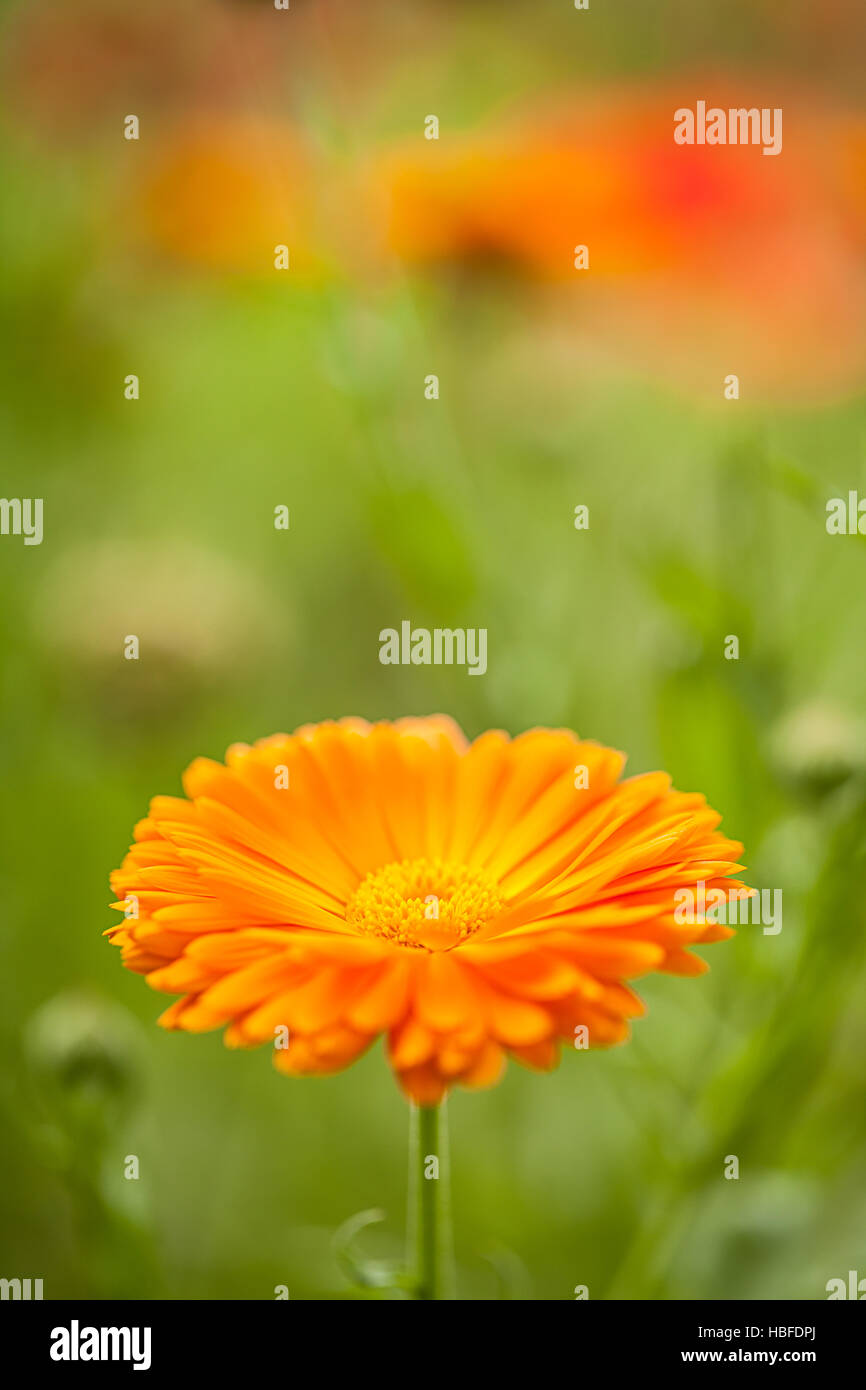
xmin=108 ymin=717 xmax=746 ymax=1104
xmin=381 ymin=88 xmax=866 ymax=398
xmin=135 ymin=116 xmax=316 ymax=276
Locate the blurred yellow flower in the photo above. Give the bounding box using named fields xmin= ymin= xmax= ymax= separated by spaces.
xmin=135 ymin=117 xmax=319 ymax=276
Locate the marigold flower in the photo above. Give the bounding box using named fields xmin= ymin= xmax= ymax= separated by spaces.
xmin=108 ymin=716 xmax=746 ymax=1104
xmin=381 ymin=86 xmax=866 ymax=397
xmin=134 ymin=117 xmax=318 ymax=276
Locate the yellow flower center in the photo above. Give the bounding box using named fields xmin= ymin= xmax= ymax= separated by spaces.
xmin=346 ymin=857 xmax=505 ymax=951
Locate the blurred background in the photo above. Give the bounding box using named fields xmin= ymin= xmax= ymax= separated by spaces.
xmin=1 ymin=0 xmax=865 ymax=1300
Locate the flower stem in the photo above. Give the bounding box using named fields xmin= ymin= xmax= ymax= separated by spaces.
xmin=408 ymin=1101 xmax=455 ymax=1299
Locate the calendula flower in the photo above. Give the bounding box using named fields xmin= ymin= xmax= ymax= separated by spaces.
xmin=381 ymin=86 xmax=866 ymax=398
xmin=108 ymin=716 xmax=746 ymax=1106
xmin=134 ymin=116 xmax=319 ymax=276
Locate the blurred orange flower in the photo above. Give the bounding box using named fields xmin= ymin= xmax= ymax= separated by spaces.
xmin=381 ymin=84 xmax=866 ymax=396
xmin=135 ymin=116 xmax=318 ymax=276
xmin=384 ymin=86 xmax=842 ymax=275
xmin=108 ymin=716 xmax=746 ymax=1104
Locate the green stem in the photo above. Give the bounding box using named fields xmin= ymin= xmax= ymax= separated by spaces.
xmin=408 ymin=1101 xmax=455 ymax=1299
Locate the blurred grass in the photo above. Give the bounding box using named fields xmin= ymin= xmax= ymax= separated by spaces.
xmin=1 ymin=0 xmax=865 ymax=1301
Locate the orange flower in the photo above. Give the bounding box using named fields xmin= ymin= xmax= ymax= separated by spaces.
xmin=381 ymin=85 xmax=866 ymax=398
xmin=134 ymin=116 xmax=318 ymax=276
xmin=108 ymin=716 xmax=746 ymax=1104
